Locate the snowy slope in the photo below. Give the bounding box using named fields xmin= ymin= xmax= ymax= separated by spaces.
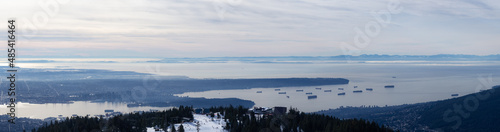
xmin=148 ymin=113 xmax=227 ymax=132
xmin=174 ymin=114 xmax=227 ymax=132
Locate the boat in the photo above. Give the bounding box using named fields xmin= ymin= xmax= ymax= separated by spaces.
xmin=338 ymin=92 xmax=346 ymax=95
xmin=256 ymin=91 xmax=262 ymax=93
xmin=451 ymin=94 xmax=459 ymax=97
xmin=296 ymin=90 xmax=304 ymax=92
xmin=308 ymin=95 xmax=317 ymax=99
xmin=306 ymin=92 xmax=313 ymax=95
xmin=275 ymin=89 xmax=281 ymax=91
xmin=353 ymin=90 xmax=363 ymax=93
xmin=338 ymin=88 xmax=344 ymax=90
xmin=366 ymin=88 xmax=373 ymax=91
xmin=384 ymin=85 xmax=395 ymax=88
xmin=286 ymin=96 xmax=290 ymax=98
xmin=278 ymin=92 xmax=286 ymax=94
xmin=315 ymin=88 xmax=322 ymax=90
xmin=354 ymin=86 xmax=358 ymax=88
xmin=324 ymin=90 xmax=332 ymax=92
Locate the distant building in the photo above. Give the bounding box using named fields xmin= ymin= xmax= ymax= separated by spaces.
xmin=250 ymin=107 xmax=272 ymax=114
xmin=273 ymin=107 xmax=287 ymax=115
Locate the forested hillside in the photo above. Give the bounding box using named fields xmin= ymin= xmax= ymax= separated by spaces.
xmin=33 ymin=105 xmax=394 ymax=132
xmin=318 ymin=85 xmax=500 ymax=131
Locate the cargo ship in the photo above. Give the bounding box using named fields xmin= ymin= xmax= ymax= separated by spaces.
xmin=353 ymin=90 xmax=363 ymax=93
xmin=384 ymin=85 xmax=395 ymax=88
xmin=308 ymin=95 xmax=317 ymax=99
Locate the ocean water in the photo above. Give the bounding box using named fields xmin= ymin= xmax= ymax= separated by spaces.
xmin=2 ymin=58 xmax=500 ymax=118
xmin=0 ymin=101 xmax=172 ymax=119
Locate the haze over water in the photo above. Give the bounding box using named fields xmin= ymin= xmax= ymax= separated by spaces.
xmin=2 ymin=58 xmax=500 ymax=118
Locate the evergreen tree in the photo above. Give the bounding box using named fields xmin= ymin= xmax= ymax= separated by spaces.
xmin=33 ymin=105 xmax=394 ymax=132
xmin=178 ymin=124 xmax=185 ymax=132
xmin=171 ymin=124 xmax=176 ymax=132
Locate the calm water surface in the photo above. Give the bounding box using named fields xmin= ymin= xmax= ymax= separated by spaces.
xmin=1 ymin=59 xmax=499 ymax=117
xmin=0 ymin=101 xmax=172 ymax=119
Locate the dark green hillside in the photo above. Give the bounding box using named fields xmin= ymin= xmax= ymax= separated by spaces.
xmin=317 ymin=85 xmax=500 ymax=132
xmin=34 ymin=105 xmax=394 ymax=132
xmin=209 ymin=106 xmax=394 ymax=132
xmin=35 ymin=106 xmax=194 ymax=132
xmin=418 ymin=86 xmax=500 ymax=131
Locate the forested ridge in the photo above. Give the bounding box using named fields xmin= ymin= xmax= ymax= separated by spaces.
xmin=33 ymin=105 xmax=394 ymax=132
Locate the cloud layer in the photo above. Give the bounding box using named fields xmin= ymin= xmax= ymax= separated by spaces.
xmin=2 ymin=0 xmax=499 ymax=57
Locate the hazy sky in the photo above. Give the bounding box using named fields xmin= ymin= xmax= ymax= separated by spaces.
xmin=2 ymin=0 xmax=500 ymax=57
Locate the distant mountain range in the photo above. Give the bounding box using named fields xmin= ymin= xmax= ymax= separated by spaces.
xmin=317 ymin=85 xmax=500 ymax=132
xmin=17 ymin=54 xmax=500 ymax=64
xmin=146 ymin=54 xmax=500 ymax=63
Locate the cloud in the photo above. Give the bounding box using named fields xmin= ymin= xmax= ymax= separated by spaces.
xmin=1 ymin=0 xmax=499 ymax=57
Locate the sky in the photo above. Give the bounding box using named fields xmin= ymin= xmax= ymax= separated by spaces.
xmin=1 ymin=0 xmax=500 ymax=58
